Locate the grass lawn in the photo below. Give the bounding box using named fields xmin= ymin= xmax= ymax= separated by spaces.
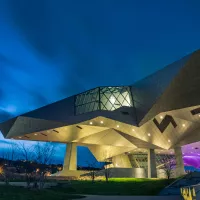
xmin=53 ymin=178 xmax=175 ymax=196
xmin=0 ymin=178 xmax=175 ymax=198
xmin=0 ymin=185 xmax=84 ymax=200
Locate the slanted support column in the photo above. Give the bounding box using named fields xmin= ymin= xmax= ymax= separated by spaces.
xmin=174 ymin=146 xmax=185 ymax=177
xmin=148 ymin=149 xmax=157 ymax=178
xmin=112 ymin=154 xmax=132 ymax=168
xmin=63 ymin=143 xmax=77 ymax=171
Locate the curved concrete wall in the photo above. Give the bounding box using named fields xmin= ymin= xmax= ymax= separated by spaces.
xmin=100 ymin=168 xmax=147 ymax=178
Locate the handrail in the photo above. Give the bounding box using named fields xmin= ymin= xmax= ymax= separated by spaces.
xmin=166 ymin=174 xmax=186 ymax=188
xmin=181 ymin=184 xmax=200 ymax=199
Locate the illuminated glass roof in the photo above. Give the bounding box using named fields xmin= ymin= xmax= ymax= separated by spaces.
xmin=75 ymin=86 xmax=133 ymax=115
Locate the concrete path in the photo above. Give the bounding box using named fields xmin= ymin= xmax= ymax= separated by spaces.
xmin=83 ymin=195 xmax=182 ymax=200
xmin=0 ymin=181 xmax=57 ymax=188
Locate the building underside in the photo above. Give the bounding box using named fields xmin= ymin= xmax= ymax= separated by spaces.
xmin=1 ymin=50 xmax=200 ymax=178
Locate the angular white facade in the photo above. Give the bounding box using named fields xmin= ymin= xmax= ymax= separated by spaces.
xmin=1 ymin=50 xmax=200 ymax=177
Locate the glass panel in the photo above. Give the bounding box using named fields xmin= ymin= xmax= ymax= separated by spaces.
xmin=100 ymin=86 xmax=133 ymax=112
xmin=75 ymin=86 xmax=133 ymax=115
xmin=75 ymin=95 xmax=80 ymax=105
xmin=75 ymin=88 xmax=100 ymax=115
xmin=79 ymin=94 xmax=84 ymax=105
xmin=83 ymin=93 xmax=89 ymax=104
xmin=76 ymin=106 xmax=80 ymax=115
xmin=79 ymin=105 xmax=84 ymax=114
xmin=89 ymin=102 xmax=94 ymax=112
xmin=76 ymin=105 xmax=83 ymax=115
xmin=84 ymin=103 xmax=89 ymax=113
xmin=93 ymin=102 xmax=99 ymax=111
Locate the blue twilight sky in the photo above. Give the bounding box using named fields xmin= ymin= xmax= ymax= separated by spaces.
xmin=1 ymin=0 xmax=200 ymax=164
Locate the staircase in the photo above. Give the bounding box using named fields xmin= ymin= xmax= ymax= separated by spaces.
xmin=159 ymin=172 xmax=200 ymax=196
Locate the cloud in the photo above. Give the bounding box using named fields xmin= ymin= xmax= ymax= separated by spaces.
xmin=1 ymin=0 xmax=200 ymax=166
xmin=1 ymin=0 xmax=199 ymax=123
xmin=0 ymin=139 xmax=14 ymax=145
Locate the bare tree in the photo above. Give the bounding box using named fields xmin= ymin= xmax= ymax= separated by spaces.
xmin=17 ymin=142 xmax=35 ymax=162
xmin=16 ymin=141 xmax=57 ymax=189
xmin=0 ymin=141 xmax=57 ymax=188
xmin=0 ymin=142 xmax=19 ymax=184
xmin=162 ymin=160 xmax=175 ymax=180
xmin=0 ymin=165 xmax=9 ymax=185
xmin=85 ymin=160 xmax=99 ymax=182
xmin=1 ymin=149 xmax=10 ymax=164
xmin=8 ymin=143 xmax=19 ymax=162
xmin=34 ymin=142 xmax=56 ymax=165
xmin=17 ymin=142 xmax=35 ymax=188
xmin=33 ymin=142 xmax=57 ymax=189
xmin=1 ymin=142 xmax=18 ymax=163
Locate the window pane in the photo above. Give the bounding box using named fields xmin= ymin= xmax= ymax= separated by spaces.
xmin=99 ymin=86 xmax=133 ymax=111
xmin=75 ymin=86 xmax=133 ymax=114
xmin=75 ymin=88 xmax=100 ymax=115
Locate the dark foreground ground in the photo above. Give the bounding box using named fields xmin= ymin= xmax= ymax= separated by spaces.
xmin=0 ymin=185 xmax=84 ymax=200
xmin=0 ymin=178 xmax=175 ymax=199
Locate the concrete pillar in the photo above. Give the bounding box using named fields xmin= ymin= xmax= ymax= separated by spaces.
xmin=174 ymin=146 xmax=185 ymax=177
xmin=63 ymin=143 xmax=77 ymax=171
xmin=148 ymin=149 xmax=157 ymax=178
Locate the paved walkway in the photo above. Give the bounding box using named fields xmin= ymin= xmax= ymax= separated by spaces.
xmin=83 ymin=195 xmax=182 ymax=200
xmin=0 ymin=181 xmax=57 ymax=188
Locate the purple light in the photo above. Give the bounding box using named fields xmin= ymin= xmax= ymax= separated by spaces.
xmin=184 ymin=156 xmax=200 ymax=168
xmin=181 ymin=141 xmax=200 ymax=169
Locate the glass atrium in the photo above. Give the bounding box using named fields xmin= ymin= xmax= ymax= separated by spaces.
xmin=75 ymin=86 xmax=133 ymax=115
